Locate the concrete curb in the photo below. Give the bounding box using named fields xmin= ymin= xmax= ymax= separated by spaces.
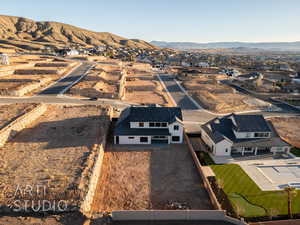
xmin=37 ymin=62 xmax=83 ymax=95
xmin=157 ymin=74 xmax=177 ymax=107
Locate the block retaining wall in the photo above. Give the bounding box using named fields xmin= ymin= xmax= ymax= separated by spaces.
xmin=10 ymin=78 xmax=52 ymax=96
xmin=80 ymin=108 xmax=113 ymax=216
xmin=184 ymin=133 xmax=221 ymax=210
xmin=119 ymin=69 xmax=127 ymax=100
xmin=0 ymin=104 xmax=48 ymax=147
xmin=111 ymin=210 xmax=246 ymax=224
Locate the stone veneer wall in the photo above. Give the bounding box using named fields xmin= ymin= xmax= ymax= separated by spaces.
xmin=80 ymin=107 xmax=113 ymax=216
xmin=0 ymin=104 xmax=48 ymax=147
xmin=119 ymin=69 xmax=127 ymax=100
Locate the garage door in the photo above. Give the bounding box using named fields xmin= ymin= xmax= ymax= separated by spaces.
xmin=151 ymin=136 xmax=168 ymax=144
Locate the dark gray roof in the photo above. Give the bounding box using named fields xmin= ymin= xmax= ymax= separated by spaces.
xmin=201 ymin=114 xmax=290 ymax=147
xmin=114 ymin=106 xmax=182 ymax=136
xmin=231 ymin=114 xmax=272 ymax=132
xmin=120 ymin=106 xmax=183 ymax=123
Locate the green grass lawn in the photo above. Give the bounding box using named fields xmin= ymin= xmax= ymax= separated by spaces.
xmin=291 ymin=147 xmax=300 ymax=157
xmin=210 ymin=164 xmax=300 ymax=218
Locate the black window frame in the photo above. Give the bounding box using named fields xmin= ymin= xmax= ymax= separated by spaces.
xmin=172 ymin=136 xmax=180 ymax=142
xmin=161 ymin=122 xmax=168 ymax=127
xmin=174 ymin=125 xmax=179 ymax=130
xmin=155 ymin=122 xmax=161 ymax=127
xmin=149 ymin=122 xmax=155 ymax=127
xmin=140 ymin=137 xmax=148 ymax=143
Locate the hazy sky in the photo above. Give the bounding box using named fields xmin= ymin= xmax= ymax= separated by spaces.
xmin=1 ymin=0 xmax=300 ymax=43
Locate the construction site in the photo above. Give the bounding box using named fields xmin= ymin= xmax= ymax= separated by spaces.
xmin=180 ymin=74 xmax=271 ymax=113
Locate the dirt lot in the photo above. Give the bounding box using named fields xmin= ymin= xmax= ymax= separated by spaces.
xmin=269 ymin=117 xmax=300 ymax=148
xmin=181 ymin=75 xmax=270 ymax=113
xmin=0 ymin=105 xmax=110 ymax=208
xmin=0 ymin=103 xmax=36 ymax=129
xmin=0 ymin=59 xmax=78 ymax=96
xmin=67 ymin=65 xmax=121 ymax=98
xmin=91 ymin=143 xmax=213 ymax=212
xmin=124 ymin=77 xmax=171 ymax=106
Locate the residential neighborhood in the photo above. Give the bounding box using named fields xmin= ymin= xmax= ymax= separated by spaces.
xmin=1 ymin=2 xmax=300 ymax=225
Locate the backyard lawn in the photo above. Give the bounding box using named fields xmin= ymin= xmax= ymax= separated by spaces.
xmin=210 ymin=164 xmax=300 ymax=218
xmin=291 ymin=147 xmax=300 ymax=157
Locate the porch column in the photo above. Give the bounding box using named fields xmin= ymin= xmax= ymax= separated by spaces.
xmin=254 ymin=147 xmax=258 ymax=156
xmin=242 ymin=147 xmax=245 ymax=156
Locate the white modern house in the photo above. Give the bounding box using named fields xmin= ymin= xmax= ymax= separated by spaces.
xmin=66 ymin=49 xmax=79 ymax=56
xmin=0 ymin=53 xmax=9 ymax=65
xmin=114 ymin=106 xmax=184 ymax=144
xmin=201 ymin=114 xmax=291 ymax=156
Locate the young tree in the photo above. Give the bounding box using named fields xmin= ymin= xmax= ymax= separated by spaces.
xmin=284 ymin=186 xmax=297 ymax=219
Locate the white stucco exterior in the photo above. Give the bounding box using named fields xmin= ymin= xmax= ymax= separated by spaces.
xmin=115 ymin=136 xmax=152 ymax=145
xmin=233 ymin=130 xmax=271 ymax=139
xmin=115 ymin=121 xmax=183 ymax=145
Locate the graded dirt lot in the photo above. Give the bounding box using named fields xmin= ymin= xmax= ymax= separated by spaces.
xmin=0 ymin=105 xmax=110 ymax=208
xmin=0 ymin=103 xmax=36 ymax=129
xmin=67 ymin=65 xmax=121 ymax=98
xmin=0 ymin=57 xmax=78 ymax=96
xmin=269 ymin=117 xmax=300 ymax=148
xmin=181 ymin=75 xmax=269 ymax=113
xmin=91 ymin=143 xmax=213 ymax=212
xmin=124 ymin=76 xmax=171 ymax=106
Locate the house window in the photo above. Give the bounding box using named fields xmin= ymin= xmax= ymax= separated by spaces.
xmin=225 ymin=149 xmax=228 ymax=153
xmin=128 ymin=137 xmax=134 ymax=139
xmin=161 ymin=122 xmax=167 ymax=127
xmin=174 ymin=125 xmax=179 ymax=130
xmin=155 ymin=122 xmax=161 ymax=127
xmin=149 ymin=122 xmax=155 ymax=127
xmin=172 ymin=136 xmax=180 ymax=142
xmin=139 ymin=122 xmax=144 ymax=127
xmin=140 ymin=137 xmax=148 ymax=143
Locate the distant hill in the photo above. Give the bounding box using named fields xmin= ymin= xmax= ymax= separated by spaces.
xmin=151 ymin=40 xmax=300 ymax=51
xmin=0 ymin=15 xmax=156 ymax=52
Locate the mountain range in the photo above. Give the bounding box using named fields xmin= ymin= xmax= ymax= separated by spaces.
xmin=151 ymin=40 xmax=300 ymax=51
xmin=0 ymin=15 xmax=156 ymax=52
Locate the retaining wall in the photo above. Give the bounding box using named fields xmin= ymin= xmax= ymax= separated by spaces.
xmin=80 ymin=107 xmax=113 ymax=216
xmin=184 ymin=133 xmax=221 ymax=210
xmin=111 ymin=210 xmax=247 ymax=224
xmin=0 ymin=104 xmax=48 ymax=147
xmin=10 ymin=78 xmax=52 ymax=96
xmin=119 ymin=69 xmax=127 ymax=99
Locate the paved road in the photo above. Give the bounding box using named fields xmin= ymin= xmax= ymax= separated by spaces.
xmin=158 ymin=74 xmax=300 ymax=133
xmin=158 ymin=74 xmax=200 ymax=110
xmin=39 ymin=63 xmax=92 ymax=95
xmin=223 ymin=80 xmax=300 ymax=113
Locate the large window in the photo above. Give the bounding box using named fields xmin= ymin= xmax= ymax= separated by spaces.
xmin=172 ymin=136 xmax=180 ymax=142
xmin=139 ymin=122 xmax=144 ymax=127
xmin=254 ymin=132 xmax=269 ymax=138
xmin=149 ymin=122 xmax=155 ymax=127
xmin=161 ymin=122 xmax=168 ymax=127
xmin=155 ymin=122 xmax=161 ymax=127
xmin=140 ymin=137 xmax=148 ymax=143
